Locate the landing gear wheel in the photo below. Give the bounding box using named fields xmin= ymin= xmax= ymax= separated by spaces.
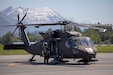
xmin=83 ymin=57 xmax=91 ymax=65
xmin=84 ymin=60 xmax=88 ymax=64
xmin=29 ymin=59 xmax=36 ymax=62
xmin=29 ymin=55 xmax=35 ymax=62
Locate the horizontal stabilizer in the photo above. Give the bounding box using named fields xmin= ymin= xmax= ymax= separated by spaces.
xmin=4 ymin=44 xmax=25 ymax=50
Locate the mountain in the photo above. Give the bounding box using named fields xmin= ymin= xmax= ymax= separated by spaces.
xmin=0 ymin=11 xmax=14 ymax=36
xmin=0 ymin=6 xmax=67 ymax=36
xmin=0 ymin=11 xmax=11 ymax=25
xmin=3 ymin=6 xmax=66 ymax=24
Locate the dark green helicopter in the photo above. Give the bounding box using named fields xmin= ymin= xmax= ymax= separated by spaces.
xmin=0 ymin=13 xmax=106 ymax=64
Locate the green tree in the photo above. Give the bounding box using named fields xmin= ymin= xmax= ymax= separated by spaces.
xmin=110 ymin=33 xmax=113 ymax=44
xmin=47 ymin=28 xmax=52 ymax=32
xmin=90 ymin=33 xmax=101 ymax=44
xmin=27 ymin=32 xmax=43 ymax=42
xmin=1 ymin=32 xmax=14 ymax=45
xmin=66 ymin=26 xmax=82 ymax=32
xmin=0 ymin=32 xmax=22 ymax=45
xmin=83 ymin=29 xmax=101 ymax=44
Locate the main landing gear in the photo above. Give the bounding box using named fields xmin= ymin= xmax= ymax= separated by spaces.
xmin=29 ymin=55 xmax=36 ymax=62
xmin=78 ymin=57 xmax=98 ymax=64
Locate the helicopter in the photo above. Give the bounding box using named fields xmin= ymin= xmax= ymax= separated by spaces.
xmin=0 ymin=13 xmax=106 ymax=64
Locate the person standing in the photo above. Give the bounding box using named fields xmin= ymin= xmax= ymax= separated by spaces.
xmin=42 ymin=43 xmax=50 ymax=64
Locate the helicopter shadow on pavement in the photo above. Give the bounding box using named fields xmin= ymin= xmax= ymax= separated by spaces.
xmin=13 ymin=61 xmax=44 ymax=65
xmin=49 ymin=61 xmax=97 ymax=68
xmin=13 ymin=60 xmax=96 ymax=68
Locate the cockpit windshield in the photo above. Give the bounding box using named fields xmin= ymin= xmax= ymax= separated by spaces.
xmin=77 ymin=37 xmax=94 ymax=46
xmin=66 ymin=37 xmax=94 ymax=48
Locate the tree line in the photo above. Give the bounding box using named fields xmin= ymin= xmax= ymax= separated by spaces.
xmin=0 ymin=26 xmax=113 ymax=45
xmin=82 ymin=26 xmax=113 ymax=44
xmin=0 ymin=31 xmax=43 ymax=45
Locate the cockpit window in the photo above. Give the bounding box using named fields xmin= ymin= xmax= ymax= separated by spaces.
xmin=66 ymin=39 xmax=78 ymax=48
xmin=79 ymin=38 xmax=94 ymax=46
xmin=66 ymin=37 xmax=94 ymax=48
xmin=72 ymin=40 xmax=78 ymax=47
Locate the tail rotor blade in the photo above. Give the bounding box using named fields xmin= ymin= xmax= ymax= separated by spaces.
xmin=19 ymin=13 xmax=27 ymax=24
xmin=18 ymin=14 xmax=20 ymax=23
xmin=12 ymin=27 xmax=18 ymax=35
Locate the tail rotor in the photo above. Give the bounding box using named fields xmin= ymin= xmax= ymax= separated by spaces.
xmin=12 ymin=13 xmax=27 ymax=36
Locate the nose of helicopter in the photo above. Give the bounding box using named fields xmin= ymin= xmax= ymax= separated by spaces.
xmin=72 ymin=46 xmax=96 ymax=55
xmin=85 ymin=48 xmax=95 ymax=54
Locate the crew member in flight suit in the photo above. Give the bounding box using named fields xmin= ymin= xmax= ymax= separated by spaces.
xmin=42 ymin=43 xmax=50 ymax=64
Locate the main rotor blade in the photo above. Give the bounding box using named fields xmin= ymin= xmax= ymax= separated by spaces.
xmin=19 ymin=13 xmax=27 ymax=24
xmin=88 ymin=26 xmax=106 ymax=32
xmin=0 ymin=21 xmax=69 ymax=28
xmin=18 ymin=14 xmax=20 ymax=23
xmin=0 ymin=25 xmax=17 ymax=27
xmin=12 ymin=27 xmax=18 ymax=35
xmin=0 ymin=22 xmax=63 ymax=27
xmin=67 ymin=23 xmax=106 ymax=32
xmin=24 ymin=22 xmax=68 ymax=28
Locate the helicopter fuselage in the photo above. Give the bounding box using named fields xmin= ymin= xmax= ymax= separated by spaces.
xmin=38 ymin=30 xmax=97 ymax=60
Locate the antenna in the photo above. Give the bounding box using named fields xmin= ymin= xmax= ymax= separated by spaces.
xmin=72 ymin=26 xmax=74 ymax=31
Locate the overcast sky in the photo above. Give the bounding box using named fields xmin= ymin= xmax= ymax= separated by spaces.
xmin=0 ymin=0 xmax=113 ymax=24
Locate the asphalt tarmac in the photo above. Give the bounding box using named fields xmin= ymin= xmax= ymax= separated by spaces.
xmin=0 ymin=53 xmax=113 ymax=75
